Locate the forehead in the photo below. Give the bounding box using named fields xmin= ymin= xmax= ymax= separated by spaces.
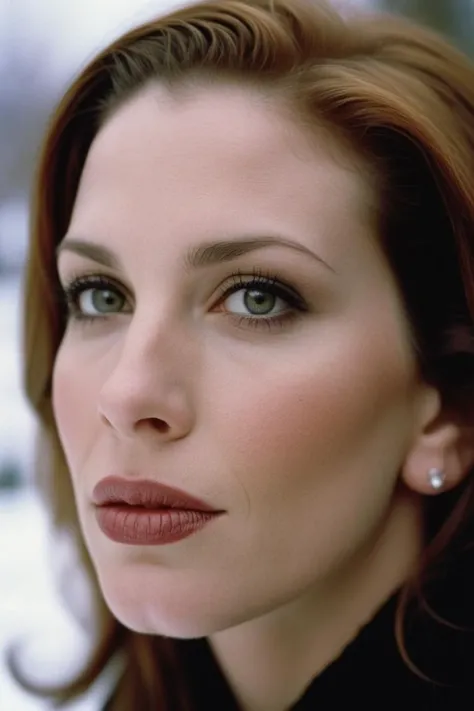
xmin=84 ymin=81 xmax=367 ymax=189
xmin=70 ymin=82 xmax=376 ymax=271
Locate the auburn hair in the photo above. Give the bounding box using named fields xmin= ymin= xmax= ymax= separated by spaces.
xmin=11 ymin=0 xmax=474 ymax=708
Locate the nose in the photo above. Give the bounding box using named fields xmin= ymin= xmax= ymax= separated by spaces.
xmin=97 ymin=316 xmax=196 ymax=442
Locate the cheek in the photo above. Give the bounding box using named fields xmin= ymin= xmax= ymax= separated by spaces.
xmin=210 ymin=333 xmax=415 ymax=512
xmin=51 ymin=349 xmax=96 ymax=470
xmin=196 ymin=336 xmax=416 ymax=601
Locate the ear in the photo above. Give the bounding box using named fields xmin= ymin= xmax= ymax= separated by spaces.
xmin=401 ymin=384 xmax=474 ymax=496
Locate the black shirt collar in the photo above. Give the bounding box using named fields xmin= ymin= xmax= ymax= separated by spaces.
xmin=180 ymin=585 xmax=474 ymax=709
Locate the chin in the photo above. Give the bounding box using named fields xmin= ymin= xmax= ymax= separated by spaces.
xmin=95 ymin=565 xmax=250 ymax=639
xmin=103 ymin=593 xmax=249 ymax=639
xmin=109 ymin=606 xmax=220 ymax=638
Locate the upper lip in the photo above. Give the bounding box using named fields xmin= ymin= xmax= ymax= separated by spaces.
xmin=92 ymin=475 xmax=220 ymax=512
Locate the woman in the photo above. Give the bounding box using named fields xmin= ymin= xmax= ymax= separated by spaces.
xmin=11 ymin=0 xmax=474 ymax=708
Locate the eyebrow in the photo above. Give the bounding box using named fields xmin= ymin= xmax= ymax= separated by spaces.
xmin=56 ymin=235 xmax=336 ymax=273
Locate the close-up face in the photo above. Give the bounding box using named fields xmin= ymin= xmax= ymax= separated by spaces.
xmin=53 ymin=82 xmax=428 ymax=638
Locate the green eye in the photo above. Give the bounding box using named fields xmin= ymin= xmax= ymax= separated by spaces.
xmin=224 ymin=287 xmax=286 ymax=317
xmin=78 ymin=287 xmax=125 ymax=315
xmin=61 ymin=274 xmax=129 ymax=322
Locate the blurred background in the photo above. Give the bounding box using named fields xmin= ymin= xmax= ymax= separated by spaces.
xmin=1 ymin=0 xmax=473 ymax=708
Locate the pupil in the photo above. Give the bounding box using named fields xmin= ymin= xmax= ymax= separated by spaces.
xmin=245 ymin=289 xmax=275 ymax=315
xmin=94 ymin=290 xmax=119 ymax=311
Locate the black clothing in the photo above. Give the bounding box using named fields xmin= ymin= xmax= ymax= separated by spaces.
xmin=103 ymin=550 xmax=474 ymax=709
xmin=180 ymin=588 xmax=474 ymax=709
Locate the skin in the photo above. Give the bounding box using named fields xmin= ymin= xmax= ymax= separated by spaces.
xmin=53 ymin=83 xmax=447 ymax=711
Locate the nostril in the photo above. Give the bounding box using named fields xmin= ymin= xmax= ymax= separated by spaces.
xmin=99 ymin=412 xmax=170 ymax=435
xmin=151 ymin=418 xmax=170 ymax=434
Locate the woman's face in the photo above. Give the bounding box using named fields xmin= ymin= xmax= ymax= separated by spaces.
xmin=53 ymin=83 xmax=427 ymax=637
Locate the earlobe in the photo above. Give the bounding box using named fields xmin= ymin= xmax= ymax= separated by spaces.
xmin=401 ymin=385 xmax=474 ymax=496
xmin=426 ymin=467 xmax=446 ymax=492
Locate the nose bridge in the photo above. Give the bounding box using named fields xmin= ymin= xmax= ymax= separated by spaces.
xmin=128 ymin=307 xmax=187 ymax=371
xmin=98 ymin=308 xmax=196 ymax=436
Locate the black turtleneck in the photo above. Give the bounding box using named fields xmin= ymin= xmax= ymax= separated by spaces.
xmin=180 ymin=554 xmax=474 ymax=710
xmin=102 ymin=547 xmax=474 ymax=710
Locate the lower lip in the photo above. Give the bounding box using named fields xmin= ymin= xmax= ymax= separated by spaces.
xmin=94 ymin=506 xmax=219 ymax=545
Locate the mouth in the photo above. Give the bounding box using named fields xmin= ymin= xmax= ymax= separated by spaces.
xmin=92 ymin=476 xmax=224 ymax=545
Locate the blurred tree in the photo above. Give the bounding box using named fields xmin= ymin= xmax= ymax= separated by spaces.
xmin=0 ymin=2 xmax=57 ymax=205
xmin=377 ymin=0 xmax=474 ymax=55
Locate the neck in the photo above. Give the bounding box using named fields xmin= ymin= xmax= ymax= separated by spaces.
xmin=209 ymin=490 xmax=423 ymax=711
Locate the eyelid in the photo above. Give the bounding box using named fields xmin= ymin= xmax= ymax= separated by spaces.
xmin=59 ymin=272 xmax=132 ymax=318
xmin=213 ymin=270 xmax=308 ymax=309
xmin=59 ymin=268 xmax=305 ymax=304
xmin=60 ymin=271 xmax=131 ymax=299
xmin=59 ymin=267 xmax=309 ymax=330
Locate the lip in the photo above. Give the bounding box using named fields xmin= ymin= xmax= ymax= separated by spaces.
xmin=92 ymin=476 xmax=223 ymax=545
xmin=92 ymin=476 xmax=219 ymax=511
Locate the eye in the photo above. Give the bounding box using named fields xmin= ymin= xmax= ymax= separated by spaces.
xmin=60 ymin=274 xmax=129 ymax=321
xmin=214 ymin=271 xmax=307 ymax=330
xmin=223 ymin=286 xmax=288 ymax=317
xmin=79 ymin=287 xmax=124 ymax=315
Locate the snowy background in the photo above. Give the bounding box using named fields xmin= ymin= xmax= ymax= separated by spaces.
xmin=1 ymin=3 xmax=180 ymax=707
xmin=0 ymin=0 xmax=471 ymax=709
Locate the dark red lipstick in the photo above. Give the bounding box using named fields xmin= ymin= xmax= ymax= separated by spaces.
xmin=92 ymin=476 xmax=222 ymax=545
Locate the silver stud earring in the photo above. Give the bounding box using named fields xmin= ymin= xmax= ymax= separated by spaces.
xmin=428 ymin=468 xmax=446 ymax=491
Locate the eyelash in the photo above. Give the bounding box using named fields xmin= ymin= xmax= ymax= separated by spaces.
xmin=58 ymin=268 xmax=308 ymax=333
